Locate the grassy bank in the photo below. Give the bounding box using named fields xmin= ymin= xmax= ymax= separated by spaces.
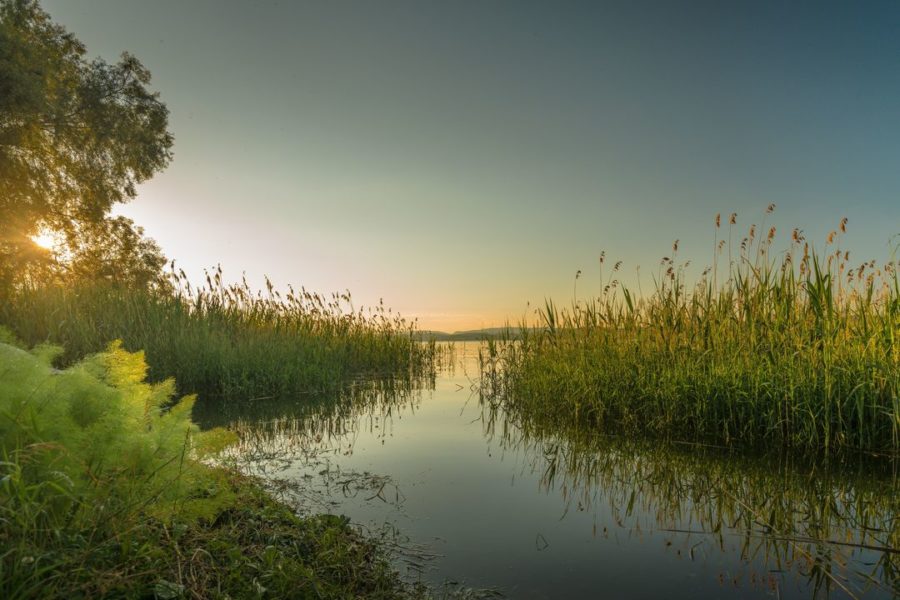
xmin=481 ymin=216 xmax=899 ymax=453
xmin=0 ymin=268 xmax=435 ymax=398
xmin=0 ymin=335 xmax=426 ymax=599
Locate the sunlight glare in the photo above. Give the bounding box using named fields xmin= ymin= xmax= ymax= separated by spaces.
xmin=31 ymin=231 xmax=58 ymax=250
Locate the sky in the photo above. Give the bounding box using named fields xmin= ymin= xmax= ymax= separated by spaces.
xmin=42 ymin=0 xmax=900 ymax=332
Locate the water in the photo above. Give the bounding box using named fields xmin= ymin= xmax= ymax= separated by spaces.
xmin=194 ymin=343 xmax=899 ymax=599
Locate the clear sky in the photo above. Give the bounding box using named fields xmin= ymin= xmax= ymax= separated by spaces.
xmin=42 ymin=0 xmax=899 ymax=332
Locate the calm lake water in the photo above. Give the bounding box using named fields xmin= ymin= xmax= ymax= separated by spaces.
xmin=194 ymin=343 xmax=898 ymax=599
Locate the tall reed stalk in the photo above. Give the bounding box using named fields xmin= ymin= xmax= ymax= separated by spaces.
xmin=482 ymin=213 xmax=899 ymax=453
xmin=0 ymin=265 xmax=435 ymax=398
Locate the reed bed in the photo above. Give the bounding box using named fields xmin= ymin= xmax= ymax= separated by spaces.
xmin=0 ymin=266 xmax=436 ymax=398
xmin=481 ymin=211 xmax=899 ymax=454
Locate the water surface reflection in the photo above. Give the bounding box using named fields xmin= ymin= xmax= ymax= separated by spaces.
xmin=194 ymin=343 xmax=898 ymax=599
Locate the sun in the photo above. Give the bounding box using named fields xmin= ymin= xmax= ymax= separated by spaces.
xmin=30 ymin=231 xmax=58 ymax=250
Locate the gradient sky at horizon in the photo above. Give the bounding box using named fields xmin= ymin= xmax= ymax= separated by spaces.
xmin=42 ymin=0 xmax=900 ymax=331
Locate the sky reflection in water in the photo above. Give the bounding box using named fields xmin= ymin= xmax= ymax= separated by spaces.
xmin=194 ymin=343 xmax=898 ymax=599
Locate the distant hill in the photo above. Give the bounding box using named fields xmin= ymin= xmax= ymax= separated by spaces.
xmin=414 ymin=327 xmax=524 ymax=341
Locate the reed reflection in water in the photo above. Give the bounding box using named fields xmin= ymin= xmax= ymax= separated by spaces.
xmin=195 ymin=343 xmax=898 ymax=599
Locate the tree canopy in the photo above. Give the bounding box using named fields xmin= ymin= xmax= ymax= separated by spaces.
xmin=0 ymin=0 xmax=172 ymax=290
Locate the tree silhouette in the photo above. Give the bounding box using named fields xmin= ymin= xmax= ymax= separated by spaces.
xmin=0 ymin=0 xmax=172 ymax=290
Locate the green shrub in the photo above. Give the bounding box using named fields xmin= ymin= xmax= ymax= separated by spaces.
xmin=0 ymin=338 xmax=240 ymax=593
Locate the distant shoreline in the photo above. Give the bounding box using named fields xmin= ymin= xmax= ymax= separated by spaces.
xmin=414 ymin=327 xmax=524 ymax=341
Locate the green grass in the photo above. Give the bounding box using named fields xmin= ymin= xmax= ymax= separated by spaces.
xmin=0 ymin=336 xmax=432 ymax=599
xmin=481 ymin=214 xmax=899 ymax=453
xmin=0 ymin=267 xmax=436 ymax=399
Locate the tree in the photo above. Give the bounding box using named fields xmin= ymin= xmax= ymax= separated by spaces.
xmin=0 ymin=0 xmax=172 ymax=290
xmin=65 ymin=216 xmax=170 ymax=289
